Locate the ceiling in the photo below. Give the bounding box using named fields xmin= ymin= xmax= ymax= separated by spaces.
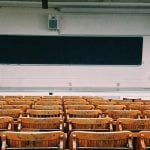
xmin=0 ymin=0 xmax=150 ymax=13
xmin=0 ymin=0 xmax=149 ymax=2
xmin=0 ymin=0 xmax=150 ymax=3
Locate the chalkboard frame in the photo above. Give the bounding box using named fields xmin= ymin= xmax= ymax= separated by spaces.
xmin=0 ymin=35 xmax=143 ymax=66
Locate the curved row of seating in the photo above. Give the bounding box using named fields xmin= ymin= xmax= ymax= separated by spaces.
xmin=0 ymin=130 xmax=150 ymax=149
xmin=0 ymin=95 xmax=150 ymax=149
xmin=2 ymin=116 xmax=150 ymax=133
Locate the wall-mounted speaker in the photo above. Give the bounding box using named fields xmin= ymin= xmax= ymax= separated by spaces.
xmin=48 ymin=15 xmax=59 ymax=30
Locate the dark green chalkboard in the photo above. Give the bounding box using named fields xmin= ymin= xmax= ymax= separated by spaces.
xmin=0 ymin=35 xmax=143 ymax=65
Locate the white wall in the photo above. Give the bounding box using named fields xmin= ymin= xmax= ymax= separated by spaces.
xmin=0 ymin=7 xmax=150 ymax=91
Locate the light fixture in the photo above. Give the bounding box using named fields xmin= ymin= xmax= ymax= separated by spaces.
xmin=59 ymin=7 xmax=150 ymax=14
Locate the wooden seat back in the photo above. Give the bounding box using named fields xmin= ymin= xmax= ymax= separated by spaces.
xmin=142 ymin=105 xmax=150 ymax=111
xmin=68 ymin=118 xmax=113 ymax=133
xmin=2 ymin=131 xmax=66 ymax=150
xmin=32 ymin=105 xmax=63 ymax=110
xmin=143 ymin=101 xmax=150 ymax=105
xmin=35 ymin=101 xmax=62 ymax=105
xmin=106 ymin=110 xmax=141 ymax=120
xmin=143 ymin=110 xmax=150 ymax=118
xmin=1 ymin=105 xmax=30 ymax=112
xmin=62 ymin=96 xmax=81 ymax=100
xmin=65 ymin=105 xmax=94 ymax=110
xmin=64 ymin=101 xmax=89 ymax=105
xmin=42 ymin=96 xmax=61 ymax=99
xmin=37 ymin=99 xmax=62 ymax=102
xmin=66 ymin=110 xmax=102 ymax=119
xmin=6 ymin=100 xmax=34 ymax=106
xmin=0 ymin=117 xmax=14 ymax=131
xmin=117 ymin=102 xmax=143 ymax=109
xmin=116 ymin=118 xmax=150 ymax=132
xmin=83 ymin=96 xmax=105 ymax=100
xmin=128 ymin=104 xmax=143 ymax=110
xmin=27 ymin=109 xmax=63 ymax=118
xmin=22 ymin=97 xmax=39 ymax=101
xmin=0 ymin=101 xmax=7 ymax=105
xmin=0 ymin=109 xmax=23 ymax=119
xmin=5 ymin=96 xmax=23 ymax=99
xmin=90 ymin=101 xmax=117 ymax=106
xmin=86 ymin=99 xmax=108 ymax=104
xmin=23 ymin=96 xmax=42 ymax=99
xmin=69 ymin=131 xmax=133 ymax=150
xmin=18 ymin=117 xmax=64 ymax=131
xmin=129 ymin=105 xmax=150 ymax=114
xmin=96 ymin=105 xmax=126 ymax=112
xmin=137 ymin=131 xmax=150 ymax=150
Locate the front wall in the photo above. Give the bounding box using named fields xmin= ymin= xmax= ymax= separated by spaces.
xmin=0 ymin=7 xmax=149 ymax=89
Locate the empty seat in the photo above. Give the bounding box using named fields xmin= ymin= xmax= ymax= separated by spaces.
xmin=116 ymin=118 xmax=150 ymax=132
xmin=128 ymin=104 xmax=143 ymax=110
xmin=0 ymin=117 xmax=14 ymax=131
xmin=62 ymin=96 xmax=81 ymax=100
xmin=64 ymin=101 xmax=89 ymax=105
xmin=35 ymin=101 xmax=62 ymax=105
xmin=5 ymin=96 xmax=23 ymax=99
xmin=23 ymin=96 xmax=42 ymax=99
xmin=18 ymin=117 xmax=64 ymax=131
xmin=32 ymin=105 xmax=63 ymax=110
xmin=106 ymin=110 xmax=141 ymax=120
xmin=1 ymin=105 xmax=30 ymax=112
xmin=0 ymin=101 xmax=7 ymax=105
xmin=117 ymin=102 xmax=143 ymax=109
xmin=68 ymin=117 xmax=113 ymax=134
xmin=142 ymin=100 xmax=150 ymax=105
xmin=6 ymin=100 xmax=34 ymax=107
xmin=66 ymin=110 xmax=102 ymax=119
xmin=89 ymin=101 xmax=117 ymax=106
xmin=96 ymin=105 xmax=126 ymax=112
xmin=143 ymin=110 xmax=150 ymax=118
xmin=27 ymin=109 xmax=63 ymax=118
xmin=137 ymin=131 xmax=150 ymax=150
xmin=37 ymin=98 xmax=62 ymax=102
xmin=0 ymin=109 xmax=23 ymax=120
xmin=42 ymin=96 xmax=61 ymax=99
xmin=69 ymin=131 xmax=133 ymax=150
xmin=23 ymin=97 xmax=39 ymax=101
xmin=1 ymin=131 xmax=66 ymax=150
xmin=65 ymin=105 xmax=95 ymax=110
xmin=83 ymin=96 xmax=105 ymax=100
xmin=129 ymin=105 xmax=150 ymax=114
xmin=141 ymin=105 xmax=150 ymax=111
